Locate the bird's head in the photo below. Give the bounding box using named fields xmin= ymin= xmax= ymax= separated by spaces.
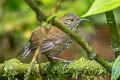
xmin=60 ymin=13 xmax=89 ymax=32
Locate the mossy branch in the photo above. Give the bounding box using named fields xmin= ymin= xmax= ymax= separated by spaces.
xmin=0 ymin=58 xmax=110 ymax=79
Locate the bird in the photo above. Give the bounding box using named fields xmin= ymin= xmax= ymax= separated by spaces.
xmin=17 ymin=13 xmax=89 ymax=63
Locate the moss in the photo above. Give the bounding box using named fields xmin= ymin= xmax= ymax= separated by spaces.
xmin=3 ymin=58 xmax=21 ymax=80
xmin=0 ymin=58 xmax=109 ymax=80
xmin=41 ymin=62 xmax=66 ymax=75
xmin=40 ymin=57 xmax=108 ymax=80
xmin=24 ymin=63 xmax=40 ymax=80
xmin=66 ymin=57 xmax=108 ymax=79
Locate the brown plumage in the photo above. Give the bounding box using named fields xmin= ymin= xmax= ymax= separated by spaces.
xmin=18 ymin=13 xmax=89 ymax=61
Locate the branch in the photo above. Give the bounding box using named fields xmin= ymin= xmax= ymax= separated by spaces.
xmin=52 ymin=20 xmax=112 ymax=72
xmin=25 ymin=0 xmax=46 ymax=22
xmin=105 ymin=10 xmax=120 ymax=57
xmin=53 ymin=21 xmax=95 ymax=58
xmin=0 ymin=58 xmax=109 ymax=80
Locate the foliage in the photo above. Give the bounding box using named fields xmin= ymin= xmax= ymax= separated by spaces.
xmin=81 ymin=0 xmax=120 ymax=80
xmin=82 ymin=0 xmax=120 ymax=17
xmin=112 ymin=56 xmax=120 ymax=80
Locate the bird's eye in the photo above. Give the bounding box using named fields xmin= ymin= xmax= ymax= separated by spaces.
xmin=69 ymin=18 xmax=74 ymax=21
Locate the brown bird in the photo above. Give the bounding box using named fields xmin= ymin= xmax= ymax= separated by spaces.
xmin=18 ymin=13 xmax=89 ymax=62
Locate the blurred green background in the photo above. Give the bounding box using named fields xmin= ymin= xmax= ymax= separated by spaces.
xmin=0 ymin=0 xmax=119 ymax=63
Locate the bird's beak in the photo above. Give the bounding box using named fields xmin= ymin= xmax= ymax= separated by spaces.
xmin=80 ymin=19 xmax=89 ymax=22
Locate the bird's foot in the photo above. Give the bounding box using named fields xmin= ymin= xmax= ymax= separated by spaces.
xmin=45 ymin=62 xmax=52 ymax=72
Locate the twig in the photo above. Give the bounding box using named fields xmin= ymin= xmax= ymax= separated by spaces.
xmin=24 ymin=24 xmax=48 ymax=80
xmin=54 ymin=0 xmax=62 ymax=13
xmin=36 ymin=64 xmax=43 ymax=79
xmin=24 ymin=0 xmax=49 ymax=79
xmin=50 ymin=0 xmax=62 ymax=23
xmin=24 ymin=0 xmax=62 ymax=79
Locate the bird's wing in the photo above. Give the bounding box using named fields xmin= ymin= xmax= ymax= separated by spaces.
xmin=29 ymin=26 xmax=66 ymax=53
xmin=19 ymin=26 xmax=66 ymax=59
xmin=17 ymin=27 xmax=45 ymax=59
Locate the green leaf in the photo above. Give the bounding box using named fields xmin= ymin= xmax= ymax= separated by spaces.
xmin=112 ymin=55 xmax=120 ymax=80
xmin=82 ymin=0 xmax=120 ymax=17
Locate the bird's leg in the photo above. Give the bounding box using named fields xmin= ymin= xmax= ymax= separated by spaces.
xmin=45 ymin=61 xmax=53 ymax=72
xmin=49 ymin=56 xmax=76 ymax=63
xmin=49 ymin=56 xmax=76 ymax=71
xmin=45 ymin=56 xmax=53 ymax=72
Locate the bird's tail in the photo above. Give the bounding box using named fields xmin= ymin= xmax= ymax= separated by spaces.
xmin=17 ymin=43 xmax=32 ymax=60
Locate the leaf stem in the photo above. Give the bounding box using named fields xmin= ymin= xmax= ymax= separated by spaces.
xmin=105 ymin=10 xmax=120 ymax=57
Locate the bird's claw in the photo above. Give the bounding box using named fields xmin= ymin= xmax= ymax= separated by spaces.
xmin=62 ymin=60 xmax=76 ymax=71
xmin=45 ymin=62 xmax=52 ymax=72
